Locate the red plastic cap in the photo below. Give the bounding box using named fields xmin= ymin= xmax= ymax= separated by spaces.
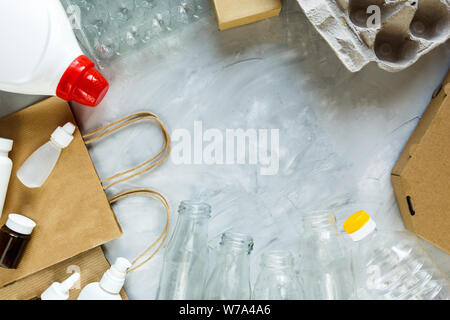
xmin=56 ymin=55 xmax=109 ymax=107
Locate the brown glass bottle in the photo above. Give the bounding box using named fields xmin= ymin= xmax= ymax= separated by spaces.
xmin=0 ymin=214 xmax=36 ymax=269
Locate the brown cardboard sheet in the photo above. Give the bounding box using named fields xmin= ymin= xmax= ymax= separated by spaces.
xmin=213 ymin=0 xmax=282 ymax=31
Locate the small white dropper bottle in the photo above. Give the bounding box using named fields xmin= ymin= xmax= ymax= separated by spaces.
xmin=41 ymin=272 xmax=80 ymax=300
xmin=17 ymin=122 xmax=76 ymax=188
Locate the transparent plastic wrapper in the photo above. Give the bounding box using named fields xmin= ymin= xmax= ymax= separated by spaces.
xmin=296 ymin=0 xmax=450 ymax=72
xmin=253 ymin=250 xmax=304 ymax=300
xmin=157 ymin=201 xmax=211 ymax=300
xmin=299 ymin=211 xmax=355 ymax=299
xmin=344 ymin=211 xmax=450 ymax=300
xmin=204 ymin=232 xmax=254 ymax=300
xmin=60 ymin=0 xmax=213 ymax=66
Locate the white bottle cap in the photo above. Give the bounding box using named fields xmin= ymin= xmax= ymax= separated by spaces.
xmin=100 ymin=257 xmax=131 ymax=294
xmin=6 ymin=213 xmax=36 ymax=235
xmin=0 ymin=138 xmax=13 ymax=152
xmin=50 ymin=122 xmax=76 ymax=148
xmin=41 ymin=273 xmax=80 ymax=300
xmin=343 ymin=210 xmax=377 ymax=241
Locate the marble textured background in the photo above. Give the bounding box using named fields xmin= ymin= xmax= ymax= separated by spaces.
xmin=0 ymin=0 xmax=449 ymax=299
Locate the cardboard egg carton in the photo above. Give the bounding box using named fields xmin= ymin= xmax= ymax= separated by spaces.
xmin=296 ymin=0 xmax=450 ymax=72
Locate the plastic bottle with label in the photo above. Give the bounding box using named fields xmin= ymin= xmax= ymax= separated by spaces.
xmin=17 ymin=123 xmax=76 ymax=188
xmin=41 ymin=273 xmax=80 ymax=300
xmin=0 ymin=138 xmax=13 ymax=217
xmin=0 ymin=0 xmax=109 ymax=107
xmin=77 ymin=257 xmax=131 ymax=300
xmin=344 ymin=210 xmax=450 ymax=300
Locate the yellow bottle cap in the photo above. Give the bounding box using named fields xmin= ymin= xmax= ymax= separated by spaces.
xmin=343 ymin=210 xmax=371 ymax=234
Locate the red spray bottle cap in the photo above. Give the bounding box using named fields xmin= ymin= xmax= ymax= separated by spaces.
xmin=56 ymin=55 xmax=109 ymax=107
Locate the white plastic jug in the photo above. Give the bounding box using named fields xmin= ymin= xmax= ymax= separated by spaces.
xmin=0 ymin=0 xmax=109 ymax=107
xmin=17 ymin=123 xmax=76 ymax=188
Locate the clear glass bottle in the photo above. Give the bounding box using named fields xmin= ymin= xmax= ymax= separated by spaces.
xmin=299 ymin=211 xmax=354 ymax=299
xmin=253 ymin=250 xmax=304 ymax=300
xmin=204 ymin=232 xmax=254 ymax=300
xmin=157 ymin=201 xmax=211 ymax=300
xmin=344 ymin=210 xmax=450 ymax=300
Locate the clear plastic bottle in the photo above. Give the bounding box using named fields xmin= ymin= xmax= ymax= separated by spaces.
xmin=343 ymin=210 xmax=450 ymax=300
xmin=253 ymin=250 xmax=304 ymax=300
xmin=299 ymin=211 xmax=354 ymax=300
xmin=204 ymin=232 xmax=254 ymax=300
xmin=157 ymin=201 xmax=211 ymax=300
xmin=17 ymin=123 xmax=76 ymax=188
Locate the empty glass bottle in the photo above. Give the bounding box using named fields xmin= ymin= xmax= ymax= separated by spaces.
xmin=344 ymin=210 xmax=450 ymax=300
xmin=157 ymin=201 xmax=211 ymax=300
xmin=253 ymin=250 xmax=304 ymax=300
xmin=299 ymin=211 xmax=354 ymax=299
xmin=204 ymin=232 xmax=254 ymax=300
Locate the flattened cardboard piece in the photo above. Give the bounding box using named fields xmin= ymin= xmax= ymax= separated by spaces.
xmin=213 ymin=0 xmax=282 ymax=31
xmin=0 ymin=247 xmax=128 ymax=300
xmin=0 ymin=97 xmax=122 ymax=287
xmin=391 ymin=71 xmax=450 ymax=254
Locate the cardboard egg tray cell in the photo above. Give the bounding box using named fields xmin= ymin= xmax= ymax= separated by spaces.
xmin=296 ymin=0 xmax=450 ymax=72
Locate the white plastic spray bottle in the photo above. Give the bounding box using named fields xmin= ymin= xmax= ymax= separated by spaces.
xmin=41 ymin=273 xmax=80 ymax=300
xmin=77 ymin=258 xmax=131 ymax=300
xmin=17 ymin=123 xmax=76 ymax=188
xmin=0 ymin=0 xmax=109 ymax=107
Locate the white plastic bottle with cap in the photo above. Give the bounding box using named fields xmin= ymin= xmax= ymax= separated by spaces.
xmin=0 ymin=0 xmax=109 ymax=107
xmin=17 ymin=123 xmax=76 ymax=188
xmin=77 ymin=257 xmax=131 ymax=300
xmin=0 ymin=138 xmax=13 ymax=217
xmin=343 ymin=210 xmax=450 ymax=300
xmin=41 ymin=272 xmax=80 ymax=300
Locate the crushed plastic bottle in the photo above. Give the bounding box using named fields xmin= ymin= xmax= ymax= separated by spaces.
xmin=344 ymin=210 xmax=450 ymax=300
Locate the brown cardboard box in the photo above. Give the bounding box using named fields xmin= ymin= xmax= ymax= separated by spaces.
xmin=391 ymin=71 xmax=450 ymax=254
xmin=212 ymin=0 xmax=282 ymax=31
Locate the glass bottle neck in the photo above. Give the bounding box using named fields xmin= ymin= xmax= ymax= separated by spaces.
xmin=178 ymin=200 xmax=211 ymax=218
xmin=0 ymin=150 xmax=8 ymax=157
xmin=219 ymin=232 xmax=254 ymax=255
xmin=260 ymin=251 xmax=294 ymax=270
xmin=303 ymin=211 xmax=338 ymax=232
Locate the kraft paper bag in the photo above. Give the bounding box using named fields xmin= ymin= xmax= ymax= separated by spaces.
xmin=0 ymin=247 xmax=128 ymax=300
xmin=0 ymin=97 xmax=122 ymax=287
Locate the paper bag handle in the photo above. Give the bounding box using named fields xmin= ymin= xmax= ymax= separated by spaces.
xmin=82 ymin=112 xmax=171 ymax=190
xmin=109 ymin=188 xmax=170 ymax=273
